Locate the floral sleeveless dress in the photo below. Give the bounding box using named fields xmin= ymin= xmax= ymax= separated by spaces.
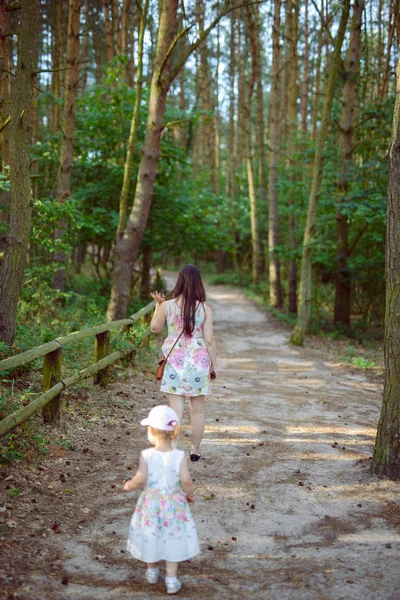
xmin=160 ymin=300 xmax=211 ymax=397
xmin=126 ymin=448 xmax=199 ymax=562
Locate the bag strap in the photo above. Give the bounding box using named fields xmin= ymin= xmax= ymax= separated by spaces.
xmin=164 ymin=331 xmax=183 ymax=361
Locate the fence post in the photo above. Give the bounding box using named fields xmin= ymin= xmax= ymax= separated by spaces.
xmin=94 ymin=330 xmax=110 ymax=387
xmin=42 ymin=346 xmax=62 ymax=423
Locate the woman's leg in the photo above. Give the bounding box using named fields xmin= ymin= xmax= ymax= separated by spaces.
xmin=168 ymin=394 xmax=185 ymax=423
xmin=189 ymin=395 xmax=205 ymax=454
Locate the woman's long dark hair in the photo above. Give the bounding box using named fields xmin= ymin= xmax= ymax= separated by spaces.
xmin=170 ymin=265 xmax=206 ymax=336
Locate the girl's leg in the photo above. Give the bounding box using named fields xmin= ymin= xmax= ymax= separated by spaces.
xmin=165 ymin=561 xmax=178 ymax=578
xmin=189 ymin=395 xmax=205 ymax=454
xmin=165 ymin=561 xmax=181 ymax=593
xmin=145 ymin=562 xmax=160 ymax=584
xmin=168 ymin=394 xmax=185 ymax=423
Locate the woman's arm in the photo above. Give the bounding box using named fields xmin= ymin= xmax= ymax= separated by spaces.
xmin=123 ymin=454 xmax=147 ymax=491
xmin=150 ymin=292 xmax=167 ymax=333
xmin=203 ymin=304 xmax=217 ymax=372
xmin=180 ymin=455 xmax=195 ymax=502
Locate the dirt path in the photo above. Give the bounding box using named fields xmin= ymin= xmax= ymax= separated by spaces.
xmin=1 ymin=284 xmax=399 ymax=600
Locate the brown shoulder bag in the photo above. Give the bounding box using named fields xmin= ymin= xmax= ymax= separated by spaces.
xmin=156 ymin=331 xmax=183 ymax=381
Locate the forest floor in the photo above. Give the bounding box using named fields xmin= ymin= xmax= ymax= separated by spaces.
xmin=1 ymin=283 xmax=399 ymax=600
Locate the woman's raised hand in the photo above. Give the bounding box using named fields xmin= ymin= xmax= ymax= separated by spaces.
xmin=150 ymin=291 xmax=166 ymax=304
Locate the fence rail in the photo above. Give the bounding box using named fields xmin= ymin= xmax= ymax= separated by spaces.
xmin=0 ymin=300 xmax=155 ymax=439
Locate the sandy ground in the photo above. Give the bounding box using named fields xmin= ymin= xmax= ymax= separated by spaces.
xmin=1 ymin=283 xmax=400 ymax=600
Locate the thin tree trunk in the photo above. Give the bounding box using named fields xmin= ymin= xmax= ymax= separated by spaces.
xmin=334 ymin=0 xmax=363 ymax=327
xmin=268 ymin=0 xmax=283 ymax=308
xmin=312 ymin=4 xmax=324 ymax=140
xmin=0 ymin=0 xmax=40 ymax=345
xmin=228 ymin=11 xmax=239 ymax=272
xmin=116 ymin=0 xmax=149 ymax=239
xmin=111 ymin=0 xmax=121 ymax=56
xmin=140 ymin=241 xmax=151 ymax=300
xmin=107 ymin=0 xmax=179 ymax=321
xmin=245 ymin=2 xmax=262 ymax=284
xmin=372 ymin=55 xmax=400 ymax=479
xmin=254 ymin=3 xmax=266 ymax=274
xmin=104 ymin=0 xmax=114 ymax=64
xmin=300 ymin=0 xmax=309 ymax=136
xmin=81 ymin=0 xmax=89 ymax=91
xmin=51 ymin=0 xmax=63 ymax=134
xmin=287 ymin=0 xmax=299 ymax=314
xmin=291 ymin=0 xmax=350 ymax=346
xmin=53 ymin=0 xmax=82 ymax=292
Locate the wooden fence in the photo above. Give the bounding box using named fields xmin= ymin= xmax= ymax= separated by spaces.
xmin=0 ymin=300 xmax=156 ymax=439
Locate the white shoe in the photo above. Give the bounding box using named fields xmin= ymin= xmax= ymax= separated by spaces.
xmin=145 ymin=567 xmax=159 ymax=584
xmin=166 ymin=578 xmax=181 ymax=594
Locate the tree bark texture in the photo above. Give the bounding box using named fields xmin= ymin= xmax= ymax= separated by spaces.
xmin=0 ymin=0 xmax=40 ymax=345
xmin=291 ymin=0 xmax=350 ymax=346
xmin=333 ymin=0 xmax=363 ymax=327
xmin=268 ymin=0 xmax=283 ymax=308
xmin=372 ymin=56 xmax=400 ymax=479
xmin=106 ymin=0 xmax=179 ymax=321
xmin=52 ymin=0 xmax=82 ymax=292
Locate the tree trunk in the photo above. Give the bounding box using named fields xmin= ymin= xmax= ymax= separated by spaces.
xmin=52 ymin=0 xmax=82 ymax=292
xmin=51 ymin=0 xmax=63 ymax=135
xmin=106 ymin=0 xmax=179 ymax=321
xmin=287 ymin=0 xmax=299 ymax=314
xmin=140 ymin=241 xmax=151 ymax=300
xmin=81 ymin=0 xmax=89 ymax=91
xmin=111 ymin=0 xmax=121 ymax=56
xmin=291 ymin=0 xmax=350 ymax=346
xmin=333 ymin=0 xmax=363 ymax=327
xmin=0 ymin=0 xmax=40 ymax=345
xmin=116 ymin=0 xmax=149 ymax=239
xmin=228 ymin=11 xmax=238 ymax=272
xmin=300 ymin=0 xmax=309 ymax=136
xmin=104 ymin=0 xmax=114 ymax=64
xmin=372 ymin=56 xmax=400 ymax=479
xmin=268 ymin=0 xmax=283 ymax=308
xmin=245 ymin=3 xmax=262 ymax=284
xmin=312 ymin=5 xmax=324 ymax=140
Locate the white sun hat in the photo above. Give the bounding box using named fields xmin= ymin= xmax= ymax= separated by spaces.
xmin=140 ymin=405 xmax=179 ymax=431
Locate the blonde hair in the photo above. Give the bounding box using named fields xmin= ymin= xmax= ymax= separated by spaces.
xmin=149 ymin=425 xmax=180 ymax=441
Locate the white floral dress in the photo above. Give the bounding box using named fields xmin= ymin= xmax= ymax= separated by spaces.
xmin=126 ymin=448 xmax=199 ymax=563
xmin=160 ymin=300 xmax=211 ymax=397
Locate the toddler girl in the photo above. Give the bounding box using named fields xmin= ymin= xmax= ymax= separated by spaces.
xmin=124 ymin=405 xmax=199 ymax=594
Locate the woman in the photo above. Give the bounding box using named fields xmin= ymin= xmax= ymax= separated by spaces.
xmin=150 ymin=265 xmax=217 ymax=461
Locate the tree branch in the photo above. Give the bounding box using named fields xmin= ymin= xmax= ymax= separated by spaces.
xmin=0 ymin=115 xmax=11 ymax=133
xmin=348 ymin=224 xmax=367 ymax=256
xmin=163 ymin=0 xmax=267 ymax=85
xmin=157 ymin=23 xmax=196 ymax=85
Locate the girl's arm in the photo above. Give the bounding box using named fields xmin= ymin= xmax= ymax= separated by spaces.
xmin=203 ymin=305 xmax=217 ymax=373
xmin=124 ymin=454 xmax=147 ymax=491
xmin=180 ymin=456 xmax=195 ymax=502
xmin=150 ymin=292 xmax=168 ymax=333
